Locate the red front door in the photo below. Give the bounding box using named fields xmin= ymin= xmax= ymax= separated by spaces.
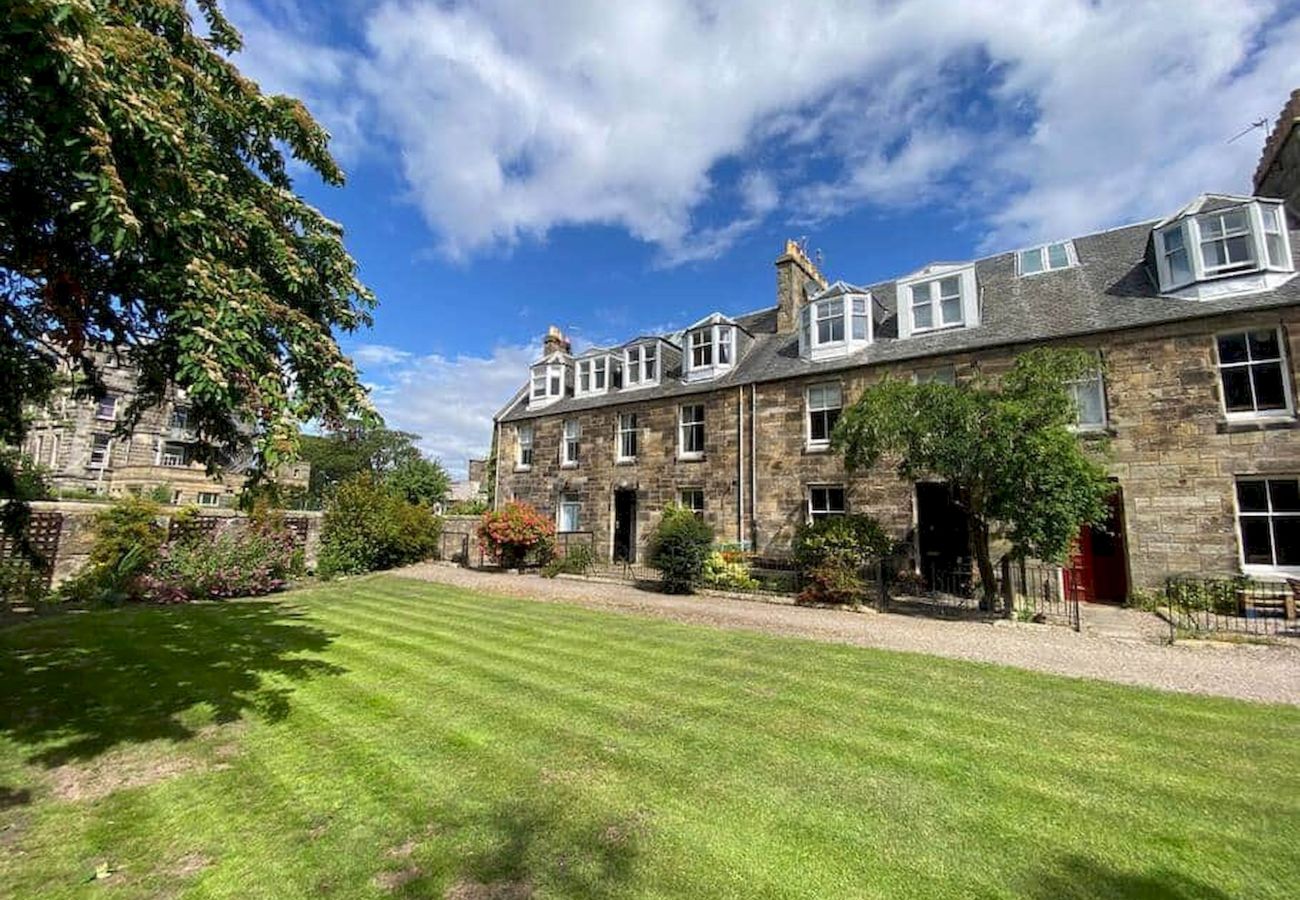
xmin=1066 ymin=490 xmax=1129 ymax=604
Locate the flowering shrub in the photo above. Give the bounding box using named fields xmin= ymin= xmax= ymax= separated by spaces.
xmin=700 ymin=550 xmax=758 ymax=591
xmin=478 ymin=502 xmax=555 ymax=569
xmin=792 ymin=514 xmax=893 ymax=606
xmin=142 ymin=516 xmax=300 ymax=602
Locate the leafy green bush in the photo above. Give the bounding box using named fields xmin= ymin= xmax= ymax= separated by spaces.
xmin=0 ymin=560 xmax=50 ymax=606
xmin=61 ymin=497 xmax=167 ymax=604
xmin=792 ymin=514 xmax=892 ymax=606
xmin=146 ymin=483 xmax=174 ymax=505
xmin=700 ymin=550 xmax=758 ymax=591
xmin=318 ymin=475 xmax=442 ymax=578
xmin=1165 ymin=576 xmax=1249 ymax=615
xmin=541 ymin=544 xmax=594 ymax=578
xmin=478 ymin=501 xmax=555 ymax=569
xmin=647 ymin=504 xmax=714 ymax=594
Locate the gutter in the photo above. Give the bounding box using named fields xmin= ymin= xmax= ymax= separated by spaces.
xmin=736 ymin=385 xmax=744 ymax=544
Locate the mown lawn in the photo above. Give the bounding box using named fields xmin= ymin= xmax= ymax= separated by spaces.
xmin=1 ymin=576 xmax=1297 ymax=899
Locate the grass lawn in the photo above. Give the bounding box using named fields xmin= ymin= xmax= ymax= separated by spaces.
xmin=1 ymin=576 xmax=1297 ymax=898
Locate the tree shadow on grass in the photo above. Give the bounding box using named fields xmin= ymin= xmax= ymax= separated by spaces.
xmin=0 ymin=600 xmax=344 ymax=767
xmin=1019 ymin=854 xmax=1233 ymax=900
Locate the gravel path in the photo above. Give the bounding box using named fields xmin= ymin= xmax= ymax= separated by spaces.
xmin=393 ymin=563 xmax=1300 ymax=706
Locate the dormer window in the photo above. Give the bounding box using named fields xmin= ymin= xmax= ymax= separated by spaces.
xmin=624 ymin=342 xmax=659 ymax=388
xmin=575 ymin=353 xmax=622 ymax=397
xmin=1017 ymin=241 xmax=1076 ymax=276
xmin=683 ymin=316 xmax=739 ymax=382
xmin=529 ymin=357 xmax=567 ymax=409
xmin=798 ymin=284 xmax=872 ymax=361
xmin=1153 ymin=198 xmax=1293 ymax=296
xmin=896 ymin=265 xmax=979 ymax=340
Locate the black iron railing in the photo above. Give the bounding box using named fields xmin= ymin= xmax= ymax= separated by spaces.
xmin=1164 ymin=575 xmax=1298 ymax=639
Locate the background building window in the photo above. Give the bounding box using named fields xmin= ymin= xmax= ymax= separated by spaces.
xmin=517 ymin=424 xmax=534 ymax=468
xmin=679 ymin=488 xmax=704 ymax=517
xmin=89 ymin=434 xmax=110 ymax=468
xmin=558 ymin=493 xmax=582 ymax=532
xmin=1068 ymin=368 xmax=1107 ymax=430
xmin=169 ymin=407 xmax=189 ymax=430
xmin=95 ymin=395 xmax=117 ymax=420
xmin=563 ymin=419 xmax=580 ymax=465
xmin=807 ymin=384 xmax=842 ymax=447
xmin=160 ymin=442 xmax=188 ymax=467
xmin=197 ymin=491 xmax=220 ymax=507
xmin=1236 ymin=478 xmax=1300 ymax=569
xmin=617 ymin=413 xmax=638 ymax=460
xmin=1216 ymin=329 xmax=1290 ymax=417
xmin=679 ymin=404 xmax=705 ymax=457
xmin=808 ymin=486 xmax=846 ymax=522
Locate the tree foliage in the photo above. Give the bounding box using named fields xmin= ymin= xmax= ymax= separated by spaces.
xmin=298 ymin=421 xmax=448 ymax=506
xmin=833 ymin=348 xmax=1113 ymax=604
xmin=317 ymin=474 xmax=442 ymax=578
xmin=1 ymin=0 xmax=376 ymax=507
xmin=646 ymin=503 xmax=715 ymax=594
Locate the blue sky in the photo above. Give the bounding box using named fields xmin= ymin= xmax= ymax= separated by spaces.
xmin=220 ymin=0 xmax=1300 ymax=478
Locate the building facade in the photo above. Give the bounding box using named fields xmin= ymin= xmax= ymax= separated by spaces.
xmin=495 ymin=100 xmax=1300 ymax=596
xmin=20 ymin=352 xmax=308 ymax=508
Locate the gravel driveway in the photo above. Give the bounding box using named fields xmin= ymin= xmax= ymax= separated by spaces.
xmin=393 ymin=563 xmax=1300 ymax=706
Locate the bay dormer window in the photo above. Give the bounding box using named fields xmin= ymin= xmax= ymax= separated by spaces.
xmin=529 ymin=356 xmax=567 ymax=409
xmin=623 ymin=342 xmax=660 ymax=388
xmin=684 ymin=314 xmax=739 ymax=383
xmin=1153 ymin=197 xmax=1293 ymax=297
xmin=797 ymin=283 xmax=872 ymax=360
xmin=896 ymin=264 xmax=979 ymax=340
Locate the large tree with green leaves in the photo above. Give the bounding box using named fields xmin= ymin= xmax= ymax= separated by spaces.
xmin=1 ymin=1 xmax=375 ymax=510
xmin=298 ymin=422 xmax=449 ymax=507
xmin=833 ymin=348 xmax=1114 ymax=606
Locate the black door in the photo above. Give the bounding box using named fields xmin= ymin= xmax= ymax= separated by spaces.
xmin=613 ymin=490 xmax=637 ymax=562
xmin=916 ymin=482 xmax=969 ymax=591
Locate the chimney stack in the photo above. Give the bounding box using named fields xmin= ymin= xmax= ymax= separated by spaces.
xmin=542 ymin=324 xmax=570 ymax=357
xmin=774 ymin=239 xmax=828 ymax=333
xmin=1254 ymin=88 xmax=1300 ymax=220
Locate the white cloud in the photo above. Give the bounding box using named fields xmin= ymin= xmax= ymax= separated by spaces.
xmin=226 ymin=0 xmax=1300 ymax=264
xmin=363 ymin=344 xmax=535 ymax=480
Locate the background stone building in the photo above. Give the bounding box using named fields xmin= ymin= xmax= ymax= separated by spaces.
xmin=495 ymin=95 xmax=1300 ymax=597
xmin=20 ymin=351 xmax=308 ymax=507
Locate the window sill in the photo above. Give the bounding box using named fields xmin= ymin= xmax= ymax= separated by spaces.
xmin=677 ymin=453 xmax=705 ymax=463
xmin=560 ymin=462 xmax=578 ymax=470
xmin=1070 ymin=425 xmax=1115 ymax=438
xmin=803 ymin=442 xmax=832 ymax=455
xmin=514 ymin=465 xmax=532 ymax=473
xmin=614 ymin=458 xmax=637 ymax=466
xmin=1240 ymin=564 xmax=1300 ymax=580
xmin=1216 ymin=415 xmax=1297 ymax=434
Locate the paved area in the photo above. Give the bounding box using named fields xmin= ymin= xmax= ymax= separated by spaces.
xmin=394 ymin=563 xmax=1300 ymax=706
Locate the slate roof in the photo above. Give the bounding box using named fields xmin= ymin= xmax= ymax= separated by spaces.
xmin=498 ymin=214 xmax=1300 ymax=423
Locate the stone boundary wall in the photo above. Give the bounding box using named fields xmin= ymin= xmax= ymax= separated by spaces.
xmin=1 ymin=501 xmax=322 ymax=588
xmin=439 ymin=515 xmax=486 ymax=566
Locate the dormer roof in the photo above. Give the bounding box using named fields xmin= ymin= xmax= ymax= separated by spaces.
xmin=808 ymin=280 xmax=870 ymax=302
xmin=1153 ymin=193 xmax=1258 ymax=229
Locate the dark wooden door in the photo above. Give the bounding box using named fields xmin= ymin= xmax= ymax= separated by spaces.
xmin=613 ymin=490 xmax=637 ymax=562
xmin=916 ymin=482 xmax=969 ymax=590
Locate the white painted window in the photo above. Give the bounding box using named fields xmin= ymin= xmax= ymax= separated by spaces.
xmin=197 ymin=491 xmax=220 ymax=508
xmin=562 ymin=419 xmax=580 ymax=466
xmin=516 ymin=424 xmax=534 ymax=469
xmin=1215 ymin=329 xmax=1292 ymax=418
xmin=558 ymin=493 xmax=582 ymax=533
xmin=799 ymin=293 xmax=873 ymax=360
xmin=914 ymin=366 xmax=956 ymax=386
xmin=1198 ymin=208 xmax=1256 ymax=276
xmin=89 ymin=433 xmax=110 ymax=468
xmin=1160 ymin=223 xmax=1193 ymax=287
xmin=1155 ymin=200 xmax=1293 ymax=292
xmin=910 ymin=275 xmax=964 ymax=332
xmin=626 ymin=346 xmax=642 ymax=385
xmin=1236 ymin=477 xmax=1300 ymax=572
xmin=1017 ymin=241 xmax=1075 ymax=276
xmin=679 ymin=488 xmax=705 ymax=517
xmin=816 ymin=298 xmax=844 ymax=344
xmin=161 ymin=442 xmax=188 ymax=467
xmin=530 ymin=361 xmax=566 ymax=405
xmin=808 ymin=485 xmax=846 ymax=522
xmin=806 ymin=384 xmax=842 ymax=448
xmin=1262 ymin=204 xmax=1288 ymax=269
xmin=685 ymin=322 xmax=737 ymax=380
xmin=690 ymin=329 xmax=712 ymax=369
xmin=1068 ymin=368 xmax=1107 ymax=430
xmin=95 ymin=395 xmax=117 ymax=420
xmin=678 ymin=404 xmax=705 ymax=458
xmin=617 ymin=413 xmax=638 ymax=461
xmin=643 ymin=343 xmax=658 ymax=381
xmin=623 ymin=343 xmax=660 ymax=386
xmin=851 ymin=296 xmax=869 ymax=340
xmin=718 ymin=328 xmax=733 ymax=365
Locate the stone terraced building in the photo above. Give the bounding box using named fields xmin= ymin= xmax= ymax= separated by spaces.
xmin=494 ymin=91 xmax=1300 ymax=597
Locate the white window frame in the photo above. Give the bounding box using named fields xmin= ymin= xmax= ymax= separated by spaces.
xmin=679 ymin=488 xmax=705 ymax=518
xmin=622 ymin=342 xmax=660 ymax=388
xmin=530 ymin=361 xmax=566 ymax=406
xmin=197 ymin=491 xmax=221 ymax=508
xmin=616 ymin=412 xmax=638 ymax=462
xmin=1016 ymin=241 xmax=1077 ymax=276
xmin=575 ymin=356 xmax=610 ymax=397
xmin=1067 ymin=364 xmax=1108 ymax=432
xmin=160 ymin=442 xmax=188 ymax=467
xmin=799 ymin=294 xmax=873 ymax=361
xmin=88 ymin=433 xmax=110 ymax=469
xmin=562 ymin=419 xmax=580 ymax=467
xmin=1155 ymin=200 xmax=1294 ymax=292
xmin=558 ymin=493 xmax=582 ymax=533
xmin=807 ymin=485 xmax=847 ymax=522
xmin=678 ymin=403 xmax=705 ymax=459
xmin=516 ymin=424 xmax=534 ymax=470
xmin=896 ymin=266 xmax=978 ymax=339
xmin=685 ymin=323 xmax=736 ymax=381
xmin=1198 ymin=208 xmax=1256 ymax=277
xmin=805 ymin=383 xmax=842 ymax=450
xmin=1214 ymin=328 xmax=1294 ymax=421
xmin=1234 ymin=476 xmax=1300 ymax=576
xmin=95 ymin=395 xmax=117 ymax=421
